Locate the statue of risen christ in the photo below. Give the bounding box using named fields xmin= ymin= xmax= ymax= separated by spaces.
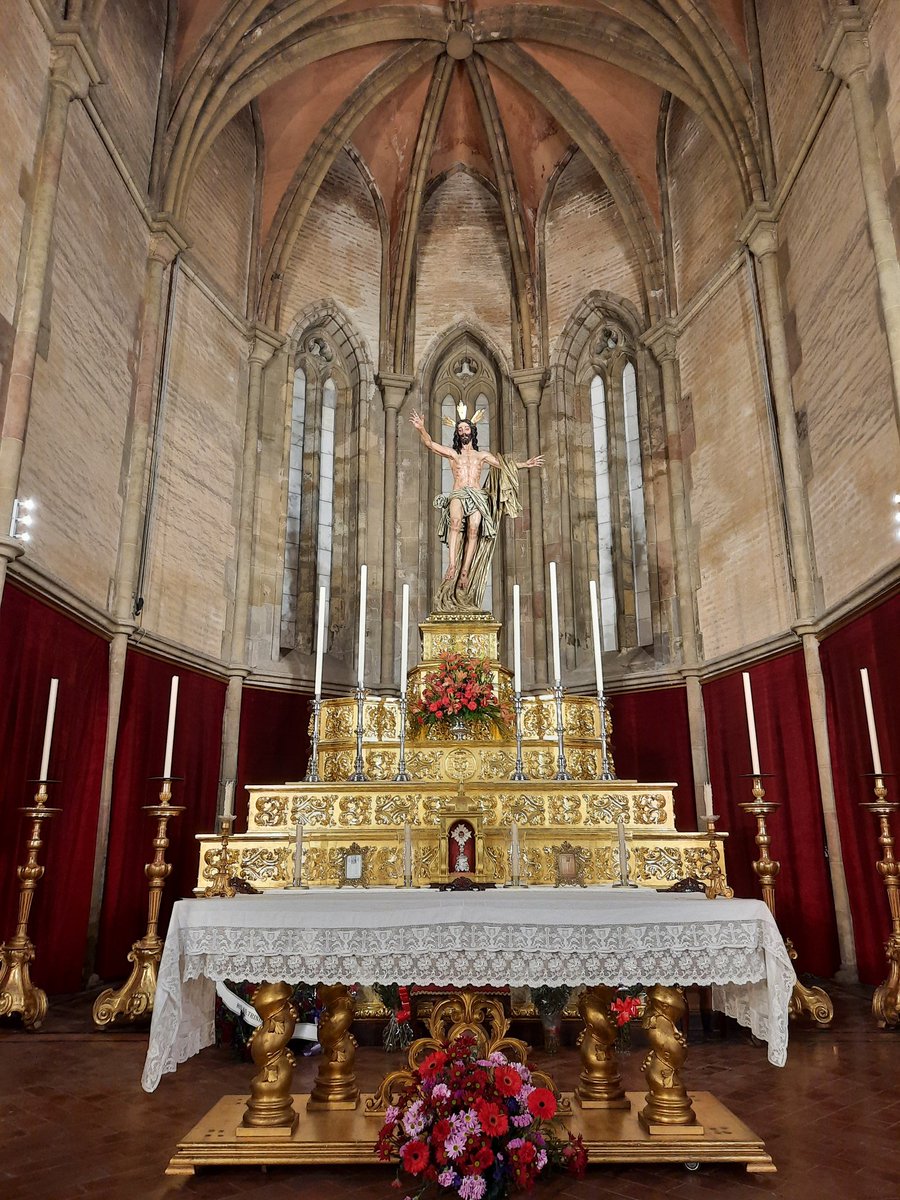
xmin=410 ymin=409 xmax=543 ymax=614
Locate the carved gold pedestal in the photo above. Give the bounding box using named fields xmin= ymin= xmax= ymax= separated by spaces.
xmin=0 ymin=784 xmax=60 ymax=1030
xmin=307 ymin=983 xmax=359 ymax=1110
xmin=575 ymin=985 xmax=628 ymax=1109
xmin=92 ymin=784 xmax=184 ymax=1027
xmin=741 ymin=780 xmax=833 ymax=1028
xmin=239 ymin=982 xmax=299 ymax=1137
xmin=639 ymin=986 xmax=702 ymax=1134
xmin=862 ymin=778 xmax=900 ymax=1028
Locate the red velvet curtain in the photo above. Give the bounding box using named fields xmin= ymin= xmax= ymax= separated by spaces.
xmin=819 ymin=592 xmax=900 ymax=983
xmin=236 ymin=686 xmax=312 ymax=825
xmin=95 ymin=650 xmax=224 ymax=981
xmin=610 ymin=685 xmax=696 ymax=831
xmin=703 ymin=651 xmax=840 ymax=977
xmin=0 ymin=584 xmax=108 ymax=993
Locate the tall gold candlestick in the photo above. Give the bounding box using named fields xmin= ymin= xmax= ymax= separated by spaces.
xmin=740 ymin=776 xmax=833 ymax=1027
xmin=92 ymin=779 xmax=184 ymax=1028
xmin=702 ymin=814 xmax=733 ymax=900
xmin=0 ymin=783 xmax=61 ymax=1030
xmin=203 ymin=817 xmax=238 ymax=898
xmin=861 ymin=776 xmax=900 ymax=1028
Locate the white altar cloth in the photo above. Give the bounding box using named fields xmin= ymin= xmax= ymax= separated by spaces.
xmin=141 ymin=889 xmax=796 ymax=1092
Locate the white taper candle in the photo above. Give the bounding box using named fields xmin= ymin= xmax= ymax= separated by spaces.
xmin=223 ymin=780 xmax=235 ymax=820
xmin=860 ymin=668 xmax=883 ymax=776
xmin=356 ymin=564 xmax=367 ymax=687
xmin=549 ymin=561 xmax=562 ymax=686
xmin=38 ymin=678 xmax=59 ymax=781
xmin=741 ymin=672 xmax=761 ymax=776
xmin=313 ymin=585 xmax=327 ymax=698
xmin=511 ymin=819 xmax=520 ymax=882
xmin=617 ymin=815 xmax=628 ymax=882
xmin=163 ymin=675 xmax=179 ymax=778
xmin=588 ymin=579 xmax=604 ymax=696
xmin=293 ymin=821 xmax=303 ymax=887
xmin=702 ymin=782 xmax=713 ymax=819
xmin=403 ymin=821 xmax=413 ymax=882
xmin=399 ymin=583 xmax=410 ymax=696
xmin=512 ymin=583 xmax=522 ymax=695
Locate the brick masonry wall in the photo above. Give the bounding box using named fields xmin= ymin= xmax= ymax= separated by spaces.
xmin=544 ymin=150 xmax=644 ymax=355
xmin=665 ymin=98 xmax=742 ymax=308
xmin=92 ymin=0 xmax=166 ymax=193
xmin=779 ymin=91 xmax=899 ymax=609
xmin=677 ymin=268 xmax=793 ymax=659
xmin=756 ymin=0 xmax=831 ymax=179
xmin=19 ymin=103 xmax=148 ymax=610
xmin=183 ymin=107 xmax=256 ymax=317
xmin=279 ymin=149 xmax=382 ymax=368
xmin=0 ymin=0 xmax=46 ymax=402
xmin=138 ymin=275 xmax=245 ymax=659
xmin=414 ymin=170 xmax=513 ymax=367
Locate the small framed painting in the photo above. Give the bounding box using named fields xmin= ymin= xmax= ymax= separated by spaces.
xmin=338 ymin=842 xmax=371 ymax=888
xmin=552 ymin=841 xmax=588 ymax=888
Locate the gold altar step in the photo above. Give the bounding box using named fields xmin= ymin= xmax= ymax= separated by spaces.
xmin=165 ymin=1091 xmax=775 ymax=1176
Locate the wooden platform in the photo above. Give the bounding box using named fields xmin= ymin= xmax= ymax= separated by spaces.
xmin=166 ymin=1091 xmax=776 ymax=1176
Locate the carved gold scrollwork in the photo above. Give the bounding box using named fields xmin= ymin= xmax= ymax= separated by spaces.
xmin=364 ymin=751 xmax=396 ymax=780
xmin=445 ymin=749 xmax=478 ymax=781
xmin=304 ymin=847 xmax=331 ymax=886
xmin=339 ymin=796 xmax=372 ymax=826
xmin=240 ymin=847 xmax=293 ymax=884
xmin=483 ymin=842 xmax=507 ymax=882
xmin=593 ymin=845 xmax=616 ymax=882
xmin=291 ymin=795 xmax=335 ymax=826
xmin=586 ymin=793 xmax=629 ymax=824
xmin=522 ymin=703 xmax=555 ymax=739
xmin=323 ymin=751 xmax=352 ymax=781
xmin=255 ymin=796 xmax=288 ymax=827
xmin=550 ymin=795 xmax=584 ymax=825
xmin=634 ymin=794 xmax=666 ymax=825
xmin=406 ymin=750 xmax=441 ymax=778
xmin=324 ymin=706 xmax=354 ymax=741
xmin=524 ymin=749 xmax=555 ymax=779
xmin=201 ymin=846 xmax=239 ymax=882
xmin=683 ymin=847 xmax=717 ymax=882
xmin=567 ymin=750 xmax=597 ymax=779
xmin=634 ymin=847 xmax=683 ymax=881
xmin=374 ymin=794 xmax=416 ymax=825
xmin=565 ymin=704 xmax=596 ymax=738
xmin=364 ymin=699 xmax=398 ymax=740
xmin=414 ymin=844 xmax=438 ymax=884
xmin=422 ymin=795 xmax=452 ymax=824
xmin=504 ymin=793 xmax=545 ymax=826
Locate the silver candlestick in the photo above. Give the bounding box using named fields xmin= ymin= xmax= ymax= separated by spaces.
xmin=394 ymin=693 xmax=411 ymax=782
xmin=552 ymin=682 xmax=572 ymax=781
xmin=598 ymin=692 xmax=615 ymax=781
xmin=348 ymin=685 xmax=368 ymax=782
xmin=510 ymin=692 xmax=528 ymax=781
xmin=305 ymin=697 xmax=322 ymax=783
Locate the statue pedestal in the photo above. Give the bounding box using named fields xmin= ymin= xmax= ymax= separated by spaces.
xmin=419 ymin=612 xmax=501 ymax=668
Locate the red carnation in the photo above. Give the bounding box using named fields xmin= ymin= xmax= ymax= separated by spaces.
xmin=493 ymin=1066 xmax=523 ymax=1096
xmin=400 ymin=1140 xmax=429 ymax=1175
xmin=526 ymin=1087 xmax=557 ymax=1120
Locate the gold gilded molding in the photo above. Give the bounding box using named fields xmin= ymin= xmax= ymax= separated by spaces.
xmin=634 ymin=794 xmax=666 ymax=825
xmin=374 ymin=794 xmax=416 ymax=825
xmin=586 ymin=793 xmax=629 ymax=824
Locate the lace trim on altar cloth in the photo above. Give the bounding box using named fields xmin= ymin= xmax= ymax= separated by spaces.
xmin=141 ymin=916 xmax=795 ymax=1091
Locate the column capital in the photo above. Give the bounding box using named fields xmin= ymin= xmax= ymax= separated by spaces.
xmin=818 ymin=7 xmax=870 ymax=82
xmin=737 ymin=202 xmax=778 ymax=259
xmin=510 ymin=367 xmax=547 ymax=408
xmin=377 ymin=372 xmax=414 ymax=412
xmin=248 ymin=323 xmax=285 ymax=367
xmin=0 ymin=536 xmax=26 ymax=567
xmin=147 ymin=213 xmax=189 ymax=265
xmin=49 ymin=31 xmax=102 ymax=100
xmin=642 ymin=320 xmax=679 ymax=364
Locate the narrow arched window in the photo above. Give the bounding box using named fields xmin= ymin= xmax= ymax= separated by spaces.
xmin=280 ymin=366 xmax=307 ymax=645
xmin=316 ymin=376 xmax=337 ymax=602
xmin=622 ymin=362 xmax=652 ymax=646
xmin=591 ymin=373 xmax=618 ymax=650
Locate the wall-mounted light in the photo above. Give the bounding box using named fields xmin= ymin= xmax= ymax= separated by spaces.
xmin=9 ymin=497 xmax=36 ymax=542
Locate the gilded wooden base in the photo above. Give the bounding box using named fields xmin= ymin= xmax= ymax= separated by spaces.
xmin=92 ymin=939 xmax=162 ymax=1026
xmin=165 ymin=1091 xmax=775 ymax=1175
xmin=0 ymin=938 xmax=48 ymax=1029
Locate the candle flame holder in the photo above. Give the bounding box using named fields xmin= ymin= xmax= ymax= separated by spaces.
xmin=860 ymin=775 xmax=900 ymax=1028
xmin=740 ymin=775 xmax=833 ymax=1027
xmin=348 ymin=686 xmax=369 ymax=782
xmin=92 ymin=778 xmax=184 ymax=1028
xmin=702 ymin=814 xmax=733 ymax=900
xmin=510 ymin=692 xmax=528 ymax=782
xmin=203 ymin=818 xmax=238 ymax=898
xmin=305 ymin=697 xmax=322 ymax=783
xmin=0 ymin=782 xmax=61 ymax=1030
xmin=552 ymin=683 xmax=573 ymax=781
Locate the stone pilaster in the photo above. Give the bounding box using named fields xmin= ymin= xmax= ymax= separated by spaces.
xmin=378 ymin=372 xmax=414 ymax=687
xmin=511 ymin=367 xmax=547 ymax=688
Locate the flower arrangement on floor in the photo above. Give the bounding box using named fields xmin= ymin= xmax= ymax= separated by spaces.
xmin=376 ymin=1033 xmax=587 ymax=1199
xmin=410 ymin=652 xmax=513 ymax=734
xmin=610 ymin=985 xmax=644 ymax=1052
xmin=375 ymin=983 xmax=416 ymax=1051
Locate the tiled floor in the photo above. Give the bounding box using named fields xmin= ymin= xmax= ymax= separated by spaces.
xmin=1 ymin=981 xmax=898 ymax=1199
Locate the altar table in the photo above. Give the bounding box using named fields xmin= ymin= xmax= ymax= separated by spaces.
xmin=143 ymin=888 xmax=795 ymax=1091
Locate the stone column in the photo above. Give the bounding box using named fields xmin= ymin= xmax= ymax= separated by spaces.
xmin=739 ymin=207 xmax=817 ymax=625
xmin=511 ymin=368 xmax=547 ymax=688
xmin=377 ymin=372 xmax=413 ymax=688
xmin=0 ymin=36 xmax=99 ymax=610
xmin=219 ymin=327 xmax=284 ymax=811
xmin=643 ymin=325 xmax=708 ymax=821
xmin=739 ymin=205 xmax=857 ymax=976
xmin=82 ymin=219 xmax=187 ymax=983
xmin=821 ymin=11 xmax=900 ymax=438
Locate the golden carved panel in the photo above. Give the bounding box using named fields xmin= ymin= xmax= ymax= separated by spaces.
xmin=240 ymin=847 xmax=293 ymax=885
xmin=422 ymin=794 xmax=453 ymax=824
xmin=522 ymin=703 xmax=555 ymax=739
xmin=406 ymin=750 xmax=441 ymax=778
xmin=444 ymin=749 xmax=478 ymax=782
xmin=586 ymin=793 xmax=629 ymax=824
xmin=501 ymin=793 xmax=545 ymax=826
xmin=567 ymin=750 xmax=597 ymax=779
xmin=374 ymin=794 xmax=416 ymax=825
xmin=426 ymin=632 xmax=496 ymax=659
xmin=565 ymin=705 xmax=596 ymax=738
xmin=324 ymin=706 xmax=354 ymax=740
xmin=593 ymin=845 xmax=616 ymax=882
xmin=255 ymin=795 xmax=288 ymax=827
xmin=291 ymin=794 xmax=336 ymax=826
xmin=414 ymin=843 xmax=440 ymax=885
xmin=323 ymin=751 xmax=353 ymax=781
xmin=339 ymin=795 xmax=372 ymax=825
xmin=549 ymin=794 xmax=584 ymax=825
xmin=201 ymin=846 xmax=239 ymax=882
xmin=523 ymin=749 xmax=555 ymax=779
xmin=634 ymin=794 xmax=666 ymax=825
xmin=480 ymin=750 xmax=514 ymax=780
xmin=365 ymin=701 xmax=398 ymax=740
xmin=684 ymin=846 xmax=718 ymax=882
xmin=364 ymin=750 xmax=397 ymax=780
xmin=634 ymin=846 xmax=683 ymax=881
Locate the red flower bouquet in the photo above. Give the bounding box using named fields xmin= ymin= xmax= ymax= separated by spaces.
xmin=410 ymin=652 xmax=513 ymax=734
xmin=376 ymin=1033 xmax=587 ymax=1199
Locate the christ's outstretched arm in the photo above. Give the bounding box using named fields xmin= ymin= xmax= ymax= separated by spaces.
xmin=410 ymin=409 xmax=454 ymax=459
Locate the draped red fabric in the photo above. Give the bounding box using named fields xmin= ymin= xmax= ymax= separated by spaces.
xmin=0 ymin=583 xmax=108 ymax=993
xmin=703 ymin=651 xmax=840 ymax=977
xmin=94 ymin=650 xmax=224 ymax=981
xmin=236 ymin=686 xmax=312 ymax=824
xmin=819 ymin=592 xmax=900 ymax=984
xmin=609 ymin=685 xmax=696 ymax=831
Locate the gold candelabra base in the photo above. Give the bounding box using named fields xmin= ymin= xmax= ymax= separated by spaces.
xmin=702 ymin=816 xmax=733 ymax=900
xmin=862 ymin=777 xmax=900 ymax=1028
xmin=0 ymin=786 xmax=60 ymax=1030
xmin=203 ymin=818 xmax=238 ymax=898
xmin=92 ymin=783 xmax=184 ymax=1028
xmin=740 ymin=777 xmax=833 ymax=1028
